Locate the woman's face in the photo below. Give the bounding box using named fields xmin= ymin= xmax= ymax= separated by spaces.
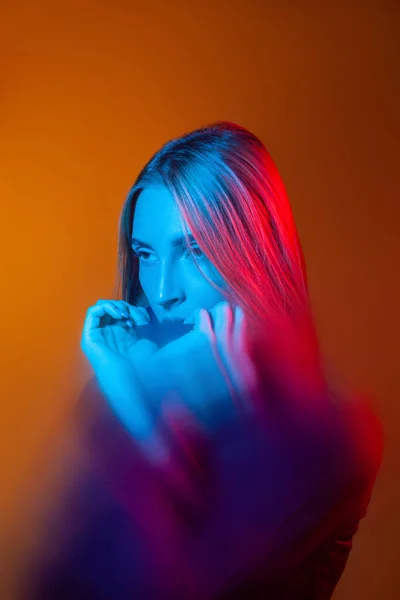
xmin=131 ymin=185 xmax=229 ymax=324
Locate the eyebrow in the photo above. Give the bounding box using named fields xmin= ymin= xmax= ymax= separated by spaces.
xmin=131 ymin=233 xmax=197 ymax=249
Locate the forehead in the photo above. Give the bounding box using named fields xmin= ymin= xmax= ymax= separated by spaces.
xmin=132 ymin=185 xmax=190 ymax=241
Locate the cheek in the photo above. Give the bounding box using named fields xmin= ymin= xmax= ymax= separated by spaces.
xmin=137 ymin=270 xmax=153 ymax=299
xmin=185 ymin=266 xmax=229 ymax=304
xmin=195 ymin=261 xmax=228 ymax=293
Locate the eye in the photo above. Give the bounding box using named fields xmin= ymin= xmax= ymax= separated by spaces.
xmin=132 ymin=249 xmax=153 ymax=262
xmin=188 ymin=245 xmax=203 ymax=258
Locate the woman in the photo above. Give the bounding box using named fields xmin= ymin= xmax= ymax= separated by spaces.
xmin=25 ymin=121 xmax=383 ymax=599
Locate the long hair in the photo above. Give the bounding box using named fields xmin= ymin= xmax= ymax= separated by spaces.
xmin=116 ymin=121 xmax=326 ymax=398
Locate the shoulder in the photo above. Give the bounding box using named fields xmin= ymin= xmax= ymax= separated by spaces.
xmin=309 ymin=387 xmax=384 ymax=522
xmin=340 ymin=390 xmax=384 ymax=491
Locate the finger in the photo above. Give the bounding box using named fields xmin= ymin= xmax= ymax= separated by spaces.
xmin=233 ymin=305 xmax=246 ymax=354
xmin=195 ymin=308 xmax=214 ymax=339
xmin=124 ymin=304 xmax=151 ymax=325
xmin=86 ymin=302 xmax=125 ymax=330
xmin=214 ymin=303 xmax=240 ymax=391
xmin=112 ymin=302 xmax=130 ymax=318
xmin=92 ymin=300 xmax=149 ymax=327
xmin=93 ymin=300 xmax=129 ymax=320
xmin=233 ymin=306 xmax=259 ymax=397
xmin=104 ymin=300 xmax=133 ymax=320
xmin=211 ymin=303 xmax=256 ymax=404
xmin=209 ymin=309 xmax=243 ymax=410
xmin=94 ymin=300 xmax=135 ymax=322
xmin=95 ymin=299 xmax=125 ymax=310
xmin=83 ymin=309 xmax=102 ymax=337
xmin=214 ymin=302 xmax=234 ymax=349
xmin=211 ymin=302 xmax=236 ymax=374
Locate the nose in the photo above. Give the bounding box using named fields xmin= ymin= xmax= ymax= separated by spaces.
xmin=155 ymin=261 xmax=184 ymax=309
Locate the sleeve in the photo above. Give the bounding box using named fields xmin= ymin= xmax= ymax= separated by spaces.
xmin=180 ymin=391 xmax=384 ymax=598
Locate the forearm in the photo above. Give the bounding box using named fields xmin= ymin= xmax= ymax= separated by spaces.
xmin=92 ymin=358 xmax=172 ymax=465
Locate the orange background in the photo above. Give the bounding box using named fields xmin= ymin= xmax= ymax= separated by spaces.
xmin=1 ymin=1 xmax=399 ymax=598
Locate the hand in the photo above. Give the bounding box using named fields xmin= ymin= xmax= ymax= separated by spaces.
xmin=81 ymin=299 xmax=158 ymax=371
xmin=81 ymin=300 xmax=160 ymax=446
xmin=143 ymin=301 xmax=260 ymax=429
xmin=81 ymin=299 xmax=259 ymax=456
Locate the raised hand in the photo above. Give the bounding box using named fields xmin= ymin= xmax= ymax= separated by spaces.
xmin=143 ymin=301 xmax=261 ymax=430
xmin=81 ymin=300 xmax=160 ymax=447
xmin=81 ymin=299 xmax=156 ymax=366
xmin=80 ymin=299 xmax=260 ymax=455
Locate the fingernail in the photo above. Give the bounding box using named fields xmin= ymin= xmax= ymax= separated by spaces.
xmin=122 ymin=311 xmax=129 ymax=318
xmin=126 ymin=319 xmax=133 ymax=327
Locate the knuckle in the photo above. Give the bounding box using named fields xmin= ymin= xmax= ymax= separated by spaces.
xmin=214 ymin=301 xmax=226 ymax=310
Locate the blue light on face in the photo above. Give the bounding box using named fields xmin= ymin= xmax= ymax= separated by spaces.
xmin=131 ymin=185 xmax=228 ymax=324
